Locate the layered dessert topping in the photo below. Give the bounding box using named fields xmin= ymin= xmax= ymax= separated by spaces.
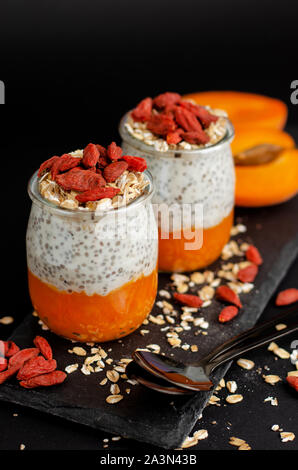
xmin=38 ymin=142 xmax=149 ymax=211
xmin=125 ymin=92 xmax=228 ymax=152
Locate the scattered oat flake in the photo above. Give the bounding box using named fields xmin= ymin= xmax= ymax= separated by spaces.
xmin=106 ymin=370 xmax=120 ymax=383
xmin=229 ymin=437 xmax=246 ymax=447
xmin=226 ymin=394 xmax=243 ymax=404
xmin=65 ymin=364 xmax=79 ymax=374
xmin=209 ymin=395 xmax=221 ymax=405
xmin=0 ymin=316 xmax=14 ymax=325
xmin=106 ymin=394 xmax=123 ymax=404
xmin=19 ymin=444 xmax=25 ymax=451
xmin=280 ymin=432 xmax=295 ymax=442
xmin=237 ymin=358 xmax=255 ymax=370
xmin=100 ymin=378 xmax=108 ymax=386
xmin=275 ymin=323 xmax=287 ymax=331
xmin=271 ymin=424 xmax=280 ymax=432
xmin=159 ymin=289 xmax=171 ymax=299
xmin=191 ymin=345 xmax=198 ymax=352
xmin=264 ymin=396 xmax=278 ymax=406
xmin=72 ymin=346 xmax=87 ymax=356
xmin=227 ymin=381 xmax=237 ymax=393
xmin=263 ymin=374 xmax=281 ymax=385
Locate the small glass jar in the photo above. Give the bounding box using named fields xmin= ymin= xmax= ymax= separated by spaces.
xmin=26 ymin=170 xmax=158 ymax=343
xmin=119 ymin=114 xmax=235 ymax=272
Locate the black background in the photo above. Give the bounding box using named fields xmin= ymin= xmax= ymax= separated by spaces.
xmin=0 ymin=0 xmax=297 ymax=453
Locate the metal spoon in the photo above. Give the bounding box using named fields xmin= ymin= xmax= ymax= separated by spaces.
xmin=128 ymin=307 xmax=298 ymax=394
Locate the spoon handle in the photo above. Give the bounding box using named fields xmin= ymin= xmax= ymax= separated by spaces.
xmin=203 ymin=306 xmax=298 ymax=373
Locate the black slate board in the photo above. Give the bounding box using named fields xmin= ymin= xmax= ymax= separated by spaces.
xmin=1 ymin=196 xmax=298 ymax=449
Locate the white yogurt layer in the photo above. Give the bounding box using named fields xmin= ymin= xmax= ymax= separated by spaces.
xmin=120 ymin=121 xmax=235 ymax=230
xmin=27 ymin=174 xmax=158 ymax=296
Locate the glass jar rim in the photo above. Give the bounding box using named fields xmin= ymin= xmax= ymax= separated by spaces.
xmin=27 ymin=169 xmax=155 ymax=219
xmin=119 ymin=112 xmax=234 ymax=158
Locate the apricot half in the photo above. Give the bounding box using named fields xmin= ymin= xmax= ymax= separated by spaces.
xmin=183 ymin=91 xmax=288 ymax=130
xmin=235 ymin=148 xmax=298 ymax=207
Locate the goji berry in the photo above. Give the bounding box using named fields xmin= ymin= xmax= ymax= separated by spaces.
xmin=57 ymin=154 xmax=81 ymax=173
xmin=17 ymin=357 xmax=57 ymax=381
xmin=96 ymin=144 xmax=107 ymax=157
xmin=246 ymin=245 xmax=263 ymax=265
xmin=175 ymin=107 xmax=202 ymax=133
xmin=38 ymin=156 xmax=60 ymax=177
xmin=8 ymin=348 xmax=39 ymax=369
xmin=20 ymin=370 xmax=67 ymax=389
xmin=218 ymin=306 xmax=239 ymax=323
xmin=153 ymin=92 xmax=181 ymax=109
xmin=33 ymin=336 xmax=53 ymax=360
xmin=56 ymin=168 xmax=106 ymax=192
xmin=121 ymin=155 xmax=147 ymax=172
xmin=237 ymin=264 xmax=258 ymax=283
xmin=287 ymin=375 xmax=298 ymax=392
xmin=107 ymin=142 xmax=123 ymax=161
xmin=216 ymin=285 xmax=243 ymax=308
xmin=103 ymin=161 xmax=128 ymax=183
xmin=0 ymin=358 xmax=7 ymax=372
xmin=180 ymin=101 xmax=218 ymax=128
xmin=181 ymin=130 xmax=210 ymax=145
xmin=82 ymin=143 xmax=99 ymax=168
xmin=4 ymin=341 xmax=20 ymax=358
xmin=0 ymin=365 xmax=20 ymax=384
xmin=275 ymin=288 xmax=298 ymax=306
xmin=76 ymin=187 xmax=120 ymax=203
xmin=97 ymin=155 xmax=109 ymax=168
xmin=147 ymin=113 xmax=177 ymax=136
xmin=166 ymin=131 xmax=183 ymax=145
xmin=173 ymin=293 xmax=203 ymax=308
xmin=131 ymin=97 xmax=153 ymax=122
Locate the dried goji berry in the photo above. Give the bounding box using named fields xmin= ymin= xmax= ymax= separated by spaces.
xmin=103 ymin=161 xmax=128 ymax=183
xmin=166 ymin=131 xmax=183 ymax=145
xmin=38 ymin=156 xmax=60 ymax=177
xmin=0 ymin=358 xmax=7 ymax=372
xmin=76 ymin=187 xmax=120 ymax=203
xmin=8 ymin=348 xmax=39 ymax=369
xmin=216 ymin=286 xmax=243 ymax=308
xmin=147 ymin=113 xmax=177 ymax=136
xmin=57 ymin=154 xmax=81 ymax=173
xmin=50 ymin=154 xmax=80 ymax=180
xmin=237 ymin=264 xmax=258 ymax=283
xmin=287 ymin=375 xmax=298 ymax=392
xmin=4 ymin=341 xmax=20 ymax=358
xmin=180 ymin=101 xmax=218 ymax=128
xmin=218 ymin=306 xmax=239 ymax=323
xmin=33 ymin=336 xmax=53 ymax=360
xmin=181 ymin=130 xmax=210 ymax=145
xmin=96 ymin=144 xmax=107 ymax=157
xmin=153 ymin=92 xmax=181 ymax=109
xmin=56 ymin=168 xmax=106 ymax=192
xmin=82 ymin=143 xmax=99 ymax=168
xmin=131 ymin=97 xmax=153 ymax=122
xmin=107 ymin=142 xmax=123 ymax=161
xmin=0 ymin=365 xmax=20 ymax=384
xmin=121 ymin=156 xmax=147 ymax=172
xmin=173 ymin=293 xmax=203 ymax=308
xmin=175 ymin=106 xmax=202 ymax=133
xmin=275 ymin=288 xmax=298 ymax=306
xmin=245 ymin=245 xmax=263 ymax=265
xmin=17 ymin=357 xmax=57 ymax=381
xmin=97 ymin=155 xmax=109 ymax=168
xmin=20 ymin=370 xmax=67 ymax=389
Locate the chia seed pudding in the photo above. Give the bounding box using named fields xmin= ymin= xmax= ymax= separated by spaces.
xmin=26 ymin=144 xmax=158 ymax=342
xmin=119 ymin=92 xmax=235 ymax=272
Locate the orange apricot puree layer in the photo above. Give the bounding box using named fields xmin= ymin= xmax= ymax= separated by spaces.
xmin=28 ymin=268 xmax=158 ymax=343
xmin=158 ymin=211 xmax=233 ymax=272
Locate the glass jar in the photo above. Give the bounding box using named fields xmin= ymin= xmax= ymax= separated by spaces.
xmin=119 ymin=114 xmax=235 ymax=272
xmin=26 ymin=170 xmax=158 ymax=343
